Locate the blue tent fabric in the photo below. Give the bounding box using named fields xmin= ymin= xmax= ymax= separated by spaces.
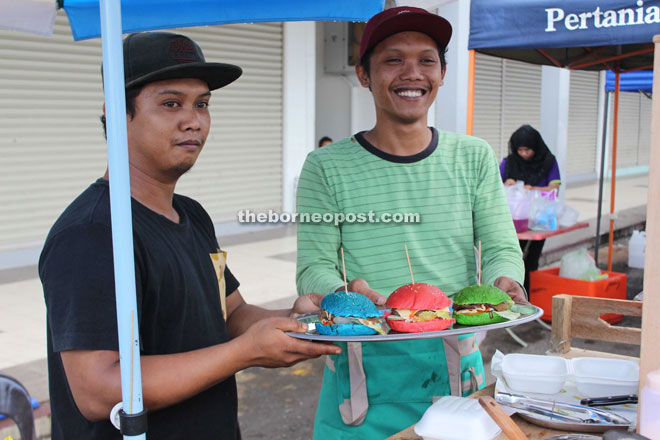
xmin=469 ymin=0 xmax=660 ymax=50
xmin=64 ymin=0 xmax=384 ymax=40
xmin=606 ymin=69 xmax=654 ymax=91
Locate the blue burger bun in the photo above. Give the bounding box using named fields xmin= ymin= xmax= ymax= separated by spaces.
xmin=316 ymin=323 xmax=380 ymax=336
xmin=316 ymin=291 xmax=382 ymax=336
xmin=320 ymin=291 xmax=380 ymax=318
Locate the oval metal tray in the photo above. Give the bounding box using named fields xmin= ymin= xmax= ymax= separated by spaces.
xmin=286 ymin=303 xmax=543 ymax=342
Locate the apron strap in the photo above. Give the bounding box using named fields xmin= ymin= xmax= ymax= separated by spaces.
xmin=442 ymin=334 xmax=481 ymax=396
xmin=462 ymin=367 xmax=483 ymax=394
xmin=338 ymin=342 xmax=368 ymax=426
xmin=324 ymin=355 xmax=336 ymax=372
xmin=441 ymin=336 xmax=462 ymax=396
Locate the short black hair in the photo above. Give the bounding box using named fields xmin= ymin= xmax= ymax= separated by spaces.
xmin=318 ymin=136 xmax=333 ymax=147
xmin=360 ymin=42 xmax=447 ymax=78
xmin=100 ymin=86 xmax=142 ymax=138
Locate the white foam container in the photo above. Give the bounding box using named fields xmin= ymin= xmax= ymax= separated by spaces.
xmin=500 ymin=354 xmax=640 ymax=397
xmin=502 ymin=353 xmax=569 ymax=394
xmin=572 ymin=357 xmax=640 ymax=397
xmin=414 ymin=396 xmax=501 ymax=440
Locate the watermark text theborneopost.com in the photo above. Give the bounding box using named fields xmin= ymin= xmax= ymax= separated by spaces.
xmin=237 ymin=210 xmax=420 ymax=226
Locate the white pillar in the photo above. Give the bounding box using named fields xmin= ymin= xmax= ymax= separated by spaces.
xmin=434 ymin=0 xmax=470 ymax=134
xmin=595 ymin=71 xmax=608 ymax=179
xmin=282 ymin=21 xmax=316 ymax=212
xmin=540 ymin=66 xmax=570 ymax=199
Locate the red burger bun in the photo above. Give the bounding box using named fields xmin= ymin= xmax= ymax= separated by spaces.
xmin=387 ymin=283 xmax=452 ymax=310
xmin=385 ymin=283 xmax=454 ymax=333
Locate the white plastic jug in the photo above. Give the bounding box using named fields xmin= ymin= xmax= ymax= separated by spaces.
xmin=628 ymin=230 xmax=646 ymax=269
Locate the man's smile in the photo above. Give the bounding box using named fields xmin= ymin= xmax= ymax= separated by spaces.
xmin=393 ymin=87 xmax=429 ymax=99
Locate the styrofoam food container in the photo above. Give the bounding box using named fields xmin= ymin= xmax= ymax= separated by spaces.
xmin=572 ymin=357 xmax=640 ymax=397
xmin=502 ymin=353 xmax=569 ymax=394
xmin=414 ymin=396 xmax=501 ymax=440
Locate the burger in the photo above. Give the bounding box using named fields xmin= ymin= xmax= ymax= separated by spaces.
xmin=452 ymin=285 xmax=520 ymax=325
xmin=385 ymin=283 xmax=454 ymax=333
xmin=316 ymin=291 xmax=386 ymax=336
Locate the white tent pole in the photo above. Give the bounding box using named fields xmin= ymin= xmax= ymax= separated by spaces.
xmin=99 ymin=0 xmax=146 ymax=438
xmin=594 ymin=91 xmax=610 ymax=267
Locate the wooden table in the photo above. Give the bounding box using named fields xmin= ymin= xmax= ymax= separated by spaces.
xmin=386 ymin=350 xmax=638 ymax=440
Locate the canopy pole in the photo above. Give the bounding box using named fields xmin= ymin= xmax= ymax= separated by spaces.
xmin=607 ymin=71 xmax=620 ymax=272
xmin=466 ymin=49 xmax=475 ymax=136
xmin=594 ymin=91 xmax=610 ymax=267
xmin=99 ymin=0 xmax=146 ymax=438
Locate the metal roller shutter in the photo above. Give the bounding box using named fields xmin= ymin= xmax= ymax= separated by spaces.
xmin=0 ymin=12 xmax=283 ymax=252
xmin=638 ymin=94 xmax=652 ymax=165
xmin=566 ymin=70 xmax=600 ymax=178
xmin=473 ymin=53 xmax=541 ymax=160
xmin=500 ymin=60 xmax=542 ymax=159
xmin=0 ymin=13 xmax=106 ymax=251
xmin=473 ymin=53 xmax=503 ymax=156
xmin=615 ymin=92 xmax=642 ymax=169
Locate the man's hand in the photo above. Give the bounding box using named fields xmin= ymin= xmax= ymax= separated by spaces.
xmin=290 ymin=293 xmax=324 ymax=317
xmin=504 ymin=179 xmax=516 ymax=186
xmin=338 ymin=278 xmax=386 ymax=306
xmin=494 ymin=276 xmax=527 ymax=304
xmin=241 ymin=317 xmax=341 ymax=368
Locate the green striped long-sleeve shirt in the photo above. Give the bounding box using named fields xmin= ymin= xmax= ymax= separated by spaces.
xmin=296 ymin=128 xmax=524 ymax=298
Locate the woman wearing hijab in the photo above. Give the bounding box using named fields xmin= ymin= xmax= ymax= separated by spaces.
xmin=501 ymin=125 xmax=560 ymax=191
xmin=500 ymin=124 xmax=561 ymax=291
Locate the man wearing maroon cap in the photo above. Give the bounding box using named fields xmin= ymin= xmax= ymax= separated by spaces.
xmin=296 ymin=7 xmax=524 ymax=438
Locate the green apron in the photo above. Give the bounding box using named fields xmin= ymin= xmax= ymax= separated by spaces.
xmin=313 ymin=334 xmax=484 ymax=439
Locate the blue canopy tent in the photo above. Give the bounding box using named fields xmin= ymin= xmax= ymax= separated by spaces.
xmin=606 ymin=69 xmax=654 ymax=92
xmin=3 ymin=1 xmax=385 ymax=438
xmin=468 ymin=0 xmax=659 ymax=421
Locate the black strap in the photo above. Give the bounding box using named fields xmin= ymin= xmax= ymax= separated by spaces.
xmin=119 ymin=408 xmax=148 ymax=436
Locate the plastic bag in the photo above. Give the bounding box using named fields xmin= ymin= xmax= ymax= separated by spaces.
xmin=559 ymin=248 xmax=607 ymax=281
xmin=528 ymin=189 xmax=558 ymax=231
xmin=505 ymin=181 xmax=529 ymax=232
xmin=556 ymin=203 xmax=579 ymax=228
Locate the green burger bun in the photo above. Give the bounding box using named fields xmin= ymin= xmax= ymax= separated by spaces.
xmin=453 ymin=285 xmax=518 ymax=326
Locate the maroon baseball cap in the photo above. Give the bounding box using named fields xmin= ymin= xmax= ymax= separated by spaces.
xmin=359 ymin=6 xmax=452 ymax=60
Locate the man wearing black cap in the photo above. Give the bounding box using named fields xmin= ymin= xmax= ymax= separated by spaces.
xmin=296 ymin=7 xmax=525 ymax=439
xmin=40 ymin=32 xmax=341 ymax=440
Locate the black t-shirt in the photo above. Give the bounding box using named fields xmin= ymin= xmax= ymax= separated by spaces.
xmin=39 ymin=179 xmax=240 ymax=440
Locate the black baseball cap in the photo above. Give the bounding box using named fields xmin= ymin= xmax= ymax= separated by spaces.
xmin=121 ymin=32 xmax=242 ymax=90
xmin=360 ymin=7 xmax=452 ymax=59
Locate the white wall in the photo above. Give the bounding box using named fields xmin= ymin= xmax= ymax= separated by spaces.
xmin=540 ymin=66 xmax=570 ymax=199
xmin=315 ymin=22 xmax=376 ymax=143
xmin=282 ymin=21 xmax=317 ymax=213
xmin=434 ymin=1 xmax=470 ymax=134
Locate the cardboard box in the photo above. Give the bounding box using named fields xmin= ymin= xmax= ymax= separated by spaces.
xmin=529 ymin=267 xmax=627 ymax=323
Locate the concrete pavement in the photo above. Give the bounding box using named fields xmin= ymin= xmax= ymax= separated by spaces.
xmin=0 ymin=174 xmax=648 ymax=439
